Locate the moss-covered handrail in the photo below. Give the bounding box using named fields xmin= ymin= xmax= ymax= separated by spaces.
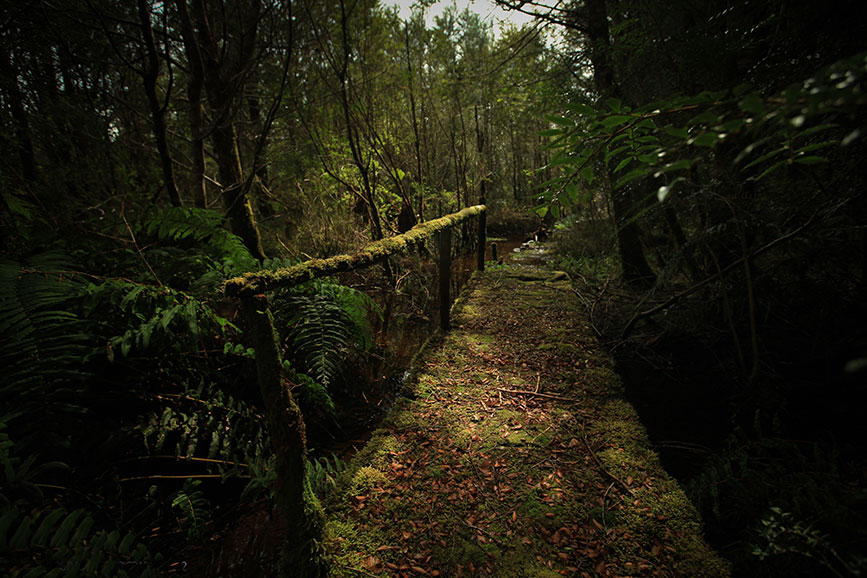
xmin=220 ymin=204 xmax=486 ymax=576
xmin=224 ymin=204 xmax=485 ymax=297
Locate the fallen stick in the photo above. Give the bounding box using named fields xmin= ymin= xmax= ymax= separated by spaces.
xmin=495 ymin=387 xmax=576 ymax=402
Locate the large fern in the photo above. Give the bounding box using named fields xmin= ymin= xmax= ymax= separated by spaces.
xmin=0 ymin=253 xmax=96 ymax=451
xmin=132 ymin=206 xmax=257 ymax=292
xmin=276 ymin=280 xmax=379 ymax=389
xmin=0 ymin=506 xmax=159 ymax=577
xmin=139 ymin=378 xmax=269 ymax=470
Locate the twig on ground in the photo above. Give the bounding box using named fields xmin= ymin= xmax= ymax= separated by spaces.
xmin=495 ymin=388 xmax=576 ymax=402
xmin=581 ymin=423 xmax=636 ymax=497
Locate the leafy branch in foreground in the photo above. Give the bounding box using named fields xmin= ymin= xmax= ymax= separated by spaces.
xmin=538 ymin=51 xmax=867 ymax=216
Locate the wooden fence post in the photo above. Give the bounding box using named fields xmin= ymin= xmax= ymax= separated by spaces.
xmin=438 ymin=228 xmax=451 ymax=331
xmin=238 ymin=294 xmax=327 ymax=577
xmin=477 ymin=201 xmax=486 ymax=272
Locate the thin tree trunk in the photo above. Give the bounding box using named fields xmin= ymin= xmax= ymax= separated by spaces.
xmin=195 ymin=0 xmax=266 ymax=259
xmin=137 ymin=0 xmax=182 ymax=207
xmin=174 ymin=0 xmax=206 ymax=208
xmin=338 ymin=0 xmax=384 ymax=241
xmin=1 ymin=49 xmax=36 ymax=182
xmin=405 ymin=23 xmax=424 ymax=222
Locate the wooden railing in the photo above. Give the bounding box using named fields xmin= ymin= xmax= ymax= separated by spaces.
xmin=225 ymin=203 xmax=486 ymax=329
xmin=221 ymin=205 xmax=486 ymax=573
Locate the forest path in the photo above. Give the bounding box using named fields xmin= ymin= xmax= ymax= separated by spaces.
xmin=325 ymin=253 xmax=728 ymax=578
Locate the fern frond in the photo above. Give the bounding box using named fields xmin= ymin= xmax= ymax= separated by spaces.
xmin=285 ymin=293 xmax=350 ymax=387
xmin=0 ymin=507 xmax=158 ymax=577
xmin=0 ymin=254 xmax=95 ymax=448
xmin=170 ymin=479 xmax=211 ymax=541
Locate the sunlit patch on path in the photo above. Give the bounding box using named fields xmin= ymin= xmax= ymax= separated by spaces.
xmin=326 ymin=257 xmax=729 ymax=577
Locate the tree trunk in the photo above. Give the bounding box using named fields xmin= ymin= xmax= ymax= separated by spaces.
xmin=1 ymin=48 xmax=37 ymax=182
xmin=137 ymin=0 xmax=182 ymax=207
xmin=239 ymin=295 xmax=327 ymax=577
xmin=174 ymin=0 xmax=207 ymax=208
xmin=584 ymin=0 xmax=655 ymax=287
xmin=212 ymin=122 xmax=267 ymax=260
xmin=194 ymin=0 xmax=267 ymax=259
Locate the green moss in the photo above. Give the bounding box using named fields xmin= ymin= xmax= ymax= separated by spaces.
xmin=535 ymin=341 xmax=580 ymax=355
xmin=225 ymin=204 xmax=485 ymax=296
xmin=323 ymin=256 xmax=729 ymax=577
xmin=349 ymin=466 xmax=387 ymax=494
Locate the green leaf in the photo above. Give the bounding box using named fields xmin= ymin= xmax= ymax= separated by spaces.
xmin=613 ymin=157 xmax=633 ymax=174
xmin=186 ymin=301 xmax=198 ymax=339
xmin=614 ymin=167 xmax=650 ymax=189
xmin=605 ymin=145 xmax=631 ymax=162
xmin=691 ymin=132 xmax=722 ymax=147
xmin=534 ymin=205 xmax=549 ymax=218
xmin=654 ymin=159 xmax=694 ymax=176
xmin=793 ymin=155 xmax=828 ymax=165
xmin=601 ymin=115 xmax=632 ymax=128
xmin=565 ymin=102 xmax=596 ymax=116
xmin=755 ymin=159 xmax=788 ymax=180
xmin=539 ymin=128 xmax=564 ymax=137
xmin=545 ymin=114 xmax=575 ymax=126
xmin=548 ymin=152 xmax=578 ymax=166
xmin=743 ymin=146 xmax=788 ymax=170
xmin=579 ymin=165 xmax=594 ymax=185
xmin=604 ymin=97 xmax=622 ymax=112
xmin=565 ymin=183 xmax=578 ymax=204
xmin=663 ymin=125 xmax=689 ymax=140
xmin=739 ymin=93 xmax=765 ymax=115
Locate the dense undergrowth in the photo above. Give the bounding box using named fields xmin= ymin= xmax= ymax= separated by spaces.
xmin=549 ymin=218 xmax=867 ymax=577
xmin=0 ymin=202 xmax=398 ymax=576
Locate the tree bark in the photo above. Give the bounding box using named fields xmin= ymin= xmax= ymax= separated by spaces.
xmin=338 ymin=0 xmax=385 ymax=241
xmin=193 ymin=0 xmax=267 ymax=260
xmin=1 ymin=48 xmax=36 ymax=182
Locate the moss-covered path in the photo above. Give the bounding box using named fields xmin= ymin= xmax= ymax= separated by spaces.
xmin=325 ymin=258 xmax=729 ymax=578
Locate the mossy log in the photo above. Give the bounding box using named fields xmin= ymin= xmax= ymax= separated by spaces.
xmin=225 ymin=205 xmax=485 ymax=297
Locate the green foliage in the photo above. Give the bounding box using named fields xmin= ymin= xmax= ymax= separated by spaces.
xmin=139 ymin=378 xmax=269 ymax=471
xmin=83 ymin=278 xmax=237 ymax=359
xmin=1 ymin=424 xmax=158 ymax=577
xmin=0 ymin=506 xmax=158 ymax=577
xmin=0 ymin=253 xmax=95 ymax=449
xmin=686 ymin=423 xmax=867 ymax=577
xmin=0 ymin=424 xmax=68 ymax=511
xmin=538 ymin=51 xmax=867 ymax=214
xmin=275 ymin=280 xmax=379 ymax=392
xmin=135 ymin=206 xmax=257 ymax=290
xmin=170 ymin=479 xmax=212 ymax=541
xmin=306 ymin=454 xmax=349 ymax=498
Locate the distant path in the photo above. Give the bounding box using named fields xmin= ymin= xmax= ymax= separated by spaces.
xmin=326 ymin=253 xmax=729 ymax=578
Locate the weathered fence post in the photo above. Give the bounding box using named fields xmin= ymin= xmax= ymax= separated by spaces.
xmin=438 ymin=227 xmax=452 ymax=331
xmin=477 ymin=196 xmax=486 ymax=271
xmin=238 ymin=294 xmax=327 ymax=577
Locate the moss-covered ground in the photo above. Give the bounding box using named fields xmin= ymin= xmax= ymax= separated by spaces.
xmin=324 ymin=256 xmax=729 ymax=577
